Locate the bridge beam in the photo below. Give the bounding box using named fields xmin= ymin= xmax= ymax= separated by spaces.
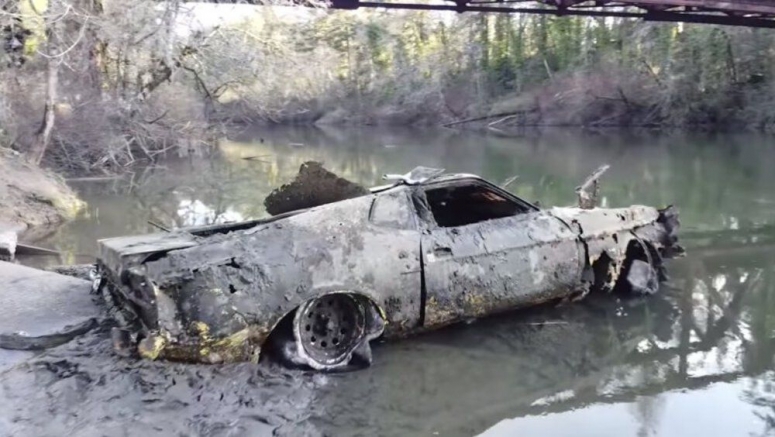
xmin=326 ymin=0 xmax=775 ymax=28
xmin=200 ymin=0 xmax=775 ymax=29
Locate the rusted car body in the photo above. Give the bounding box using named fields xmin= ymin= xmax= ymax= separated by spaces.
xmin=96 ymin=165 xmax=681 ymax=369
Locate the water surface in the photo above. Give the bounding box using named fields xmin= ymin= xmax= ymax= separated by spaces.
xmin=9 ymin=127 xmax=775 ymax=437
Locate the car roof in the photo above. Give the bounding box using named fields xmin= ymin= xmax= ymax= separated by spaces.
xmin=375 ymin=170 xmax=542 ymax=212
xmin=370 ymin=172 xmax=485 ymax=193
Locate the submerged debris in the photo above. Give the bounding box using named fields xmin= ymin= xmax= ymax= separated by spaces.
xmin=264 ymin=161 xmax=369 ymax=215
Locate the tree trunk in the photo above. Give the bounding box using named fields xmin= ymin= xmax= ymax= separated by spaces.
xmin=28 ymin=48 xmax=59 ymax=165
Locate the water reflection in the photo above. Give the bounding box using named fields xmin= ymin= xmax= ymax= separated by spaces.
xmin=307 ymin=238 xmax=775 ymax=437
xmin=176 ymin=199 xmax=244 ymax=226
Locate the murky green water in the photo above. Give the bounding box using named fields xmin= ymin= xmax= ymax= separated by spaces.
xmin=17 ymin=127 xmax=775 ymax=436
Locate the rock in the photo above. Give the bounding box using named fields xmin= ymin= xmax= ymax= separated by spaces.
xmin=0 ymin=261 xmax=101 ymax=351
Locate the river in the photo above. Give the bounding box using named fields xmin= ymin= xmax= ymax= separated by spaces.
xmin=4 ymin=126 xmax=775 ymax=437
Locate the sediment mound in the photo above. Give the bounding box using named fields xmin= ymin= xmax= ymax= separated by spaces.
xmin=264 ymin=161 xmax=369 ymax=216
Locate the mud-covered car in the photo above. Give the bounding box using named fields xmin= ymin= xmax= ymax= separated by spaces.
xmin=96 ymin=164 xmax=682 ymax=370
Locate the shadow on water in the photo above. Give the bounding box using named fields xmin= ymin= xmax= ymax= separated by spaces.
xmin=6 ymin=126 xmax=775 ymax=436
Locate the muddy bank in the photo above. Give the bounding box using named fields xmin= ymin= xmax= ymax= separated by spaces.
xmin=0 ymin=148 xmax=83 ymax=240
xmin=0 ymin=244 xmax=770 ymax=437
xmin=0 ymin=327 xmax=323 ymax=437
xmin=215 ymin=68 xmax=710 ymax=132
xmin=0 ymin=287 xmax=684 ymax=437
xmin=0 ymin=293 xmax=626 ymax=437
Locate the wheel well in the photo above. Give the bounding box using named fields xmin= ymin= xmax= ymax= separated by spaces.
xmin=260 ymin=292 xmax=386 ymax=363
xmin=590 ymin=237 xmax=658 ymax=294
xmin=591 ymin=251 xmax=617 ymax=293
xmin=615 ymin=238 xmax=662 ymax=290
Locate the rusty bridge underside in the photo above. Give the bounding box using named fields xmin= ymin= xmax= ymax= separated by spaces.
xmin=224 ymin=0 xmax=775 ymax=28
xmin=327 ymin=0 xmax=775 ymax=28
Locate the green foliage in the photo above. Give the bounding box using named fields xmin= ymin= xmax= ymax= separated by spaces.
xmin=232 ymin=9 xmax=775 ymax=128
xmin=9 ymin=0 xmax=775 ymax=131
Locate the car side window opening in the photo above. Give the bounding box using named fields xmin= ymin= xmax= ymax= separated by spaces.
xmin=424 ymin=183 xmax=530 ymax=228
xmin=370 ymin=190 xmax=416 ymax=230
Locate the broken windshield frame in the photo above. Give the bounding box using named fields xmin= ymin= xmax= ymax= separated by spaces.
xmin=399 ymin=178 xmax=539 ymax=231
xmin=415 ymin=178 xmax=540 ymax=228
xmin=368 ymin=189 xmax=418 ymax=230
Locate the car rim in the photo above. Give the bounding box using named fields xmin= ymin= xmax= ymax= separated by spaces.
xmin=295 ymin=294 xmax=366 ymax=368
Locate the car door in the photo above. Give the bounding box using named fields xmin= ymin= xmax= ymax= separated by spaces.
xmin=361 ymin=188 xmax=424 ymax=335
xmin=418 ymin=180 xmax=585 ymax=329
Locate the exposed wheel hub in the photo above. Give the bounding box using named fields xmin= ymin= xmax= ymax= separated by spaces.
xmin=296 ymin=293 xmax=366 ymax=367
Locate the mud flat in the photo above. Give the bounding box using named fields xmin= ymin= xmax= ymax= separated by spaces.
xmin=0 ymin=330 xmax=323 ymax=437
xmin=0 ymin=262 xmax=323 ymax=437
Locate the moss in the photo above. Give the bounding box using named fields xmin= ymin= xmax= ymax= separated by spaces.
xmin=137 ymin=335 xmax=167 ymax=361
xmin=148 ymin=326 xmax=261 ymax=364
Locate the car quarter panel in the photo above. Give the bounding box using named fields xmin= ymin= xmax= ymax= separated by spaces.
xmin=547 ymin=205 xmax=675 ymax=291
xmin=421 ymin=211 xmax=585 ymax=328
xmin=137 ymin=193 xmax=422 ymax=361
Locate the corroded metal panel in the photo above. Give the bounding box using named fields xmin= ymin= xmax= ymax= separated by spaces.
xmin=109 ymin=187 xmax=422 ymax=363
xmin=421 ymin=211 xmax=585 ymax=328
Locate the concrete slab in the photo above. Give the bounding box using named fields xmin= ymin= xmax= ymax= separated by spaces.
xmin=0 ymin=261 xmax=100 ymax=351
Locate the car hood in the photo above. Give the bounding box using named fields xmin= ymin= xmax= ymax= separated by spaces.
xmin=548 ymin=206 xmax=660 ymax=239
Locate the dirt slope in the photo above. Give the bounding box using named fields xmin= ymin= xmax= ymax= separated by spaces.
xmin=0 ymin=148 xmax=83 ymax=238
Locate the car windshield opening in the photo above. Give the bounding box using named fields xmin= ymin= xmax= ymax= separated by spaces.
xmin=424 ymin=183 xmax=528 ymax=227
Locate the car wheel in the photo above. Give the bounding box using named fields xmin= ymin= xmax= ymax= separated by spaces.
xmin=292 ymin=293 xmax=374 ymax=370
xmin=618 ymin=240 xmax=660 ymax=295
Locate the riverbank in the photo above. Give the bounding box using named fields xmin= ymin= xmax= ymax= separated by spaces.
xmin=0 ymin=148 xmax=83 ymax=241
xmin=278 ymin=64 xmax=774 ymax=133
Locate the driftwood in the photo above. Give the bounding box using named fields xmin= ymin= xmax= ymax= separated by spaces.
xmin=147 ymin=220 xmax=171 ymax=232
xmin=500 ymin=175 xmax=519 ymax=189
xmin=15 ymin=244 xmax=60 ymax=256
xmin=442 ymin=111 xmax=521 ymax=128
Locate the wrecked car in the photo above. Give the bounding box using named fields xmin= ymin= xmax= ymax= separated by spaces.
xmin=96 ymin=163 xmax=682 ymax=370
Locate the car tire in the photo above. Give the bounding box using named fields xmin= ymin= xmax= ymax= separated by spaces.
xmin=289 ymin=293 xmax=385 ymax=371
xmin=617 ymin=240 xmax=660 ymax=295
